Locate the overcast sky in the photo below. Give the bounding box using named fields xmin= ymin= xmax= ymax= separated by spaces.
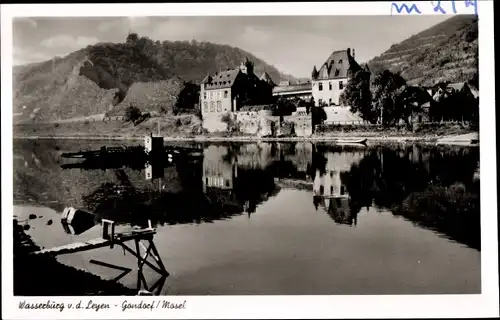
xmin=13 ymin=15 xmax=450 ymax=77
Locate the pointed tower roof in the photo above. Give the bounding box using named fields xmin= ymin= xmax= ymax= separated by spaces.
xmin=201 ymin=73 xmax=212 ymax=84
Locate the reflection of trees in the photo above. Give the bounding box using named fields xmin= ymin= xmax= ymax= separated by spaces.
xmin=339 ymin=146 xmax=480 ymax=249
xmin=308 ymin=144 xmax=328 ymax=178
xmin=234 ymin=168 xmax=280 ymax=214
xmin=320 ymin=196 xmax=358 ymax=226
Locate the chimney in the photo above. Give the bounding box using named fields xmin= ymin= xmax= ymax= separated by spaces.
xmin=347 ymin=48 xmax=351 ymax=57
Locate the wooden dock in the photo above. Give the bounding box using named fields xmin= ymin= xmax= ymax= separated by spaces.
xmin=30 ymin=224 xmax=169 ymax=295
xmin=32 ymin=229 xmax=156 ymax=256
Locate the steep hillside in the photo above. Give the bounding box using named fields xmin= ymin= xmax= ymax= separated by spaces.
xmin=368 ymin=15 xmax=478 ymax=87
xmin=13 ymin=36 xmax=298 ymax=123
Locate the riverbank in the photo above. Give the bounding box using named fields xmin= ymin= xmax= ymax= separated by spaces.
xmin=12 ymin=121 xmax=479 ymax=145
xmin=12 ymin=133 xmax=479 ymax=146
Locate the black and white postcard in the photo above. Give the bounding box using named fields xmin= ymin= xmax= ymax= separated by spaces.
xmin=1 ymin=1 xmax=498 ymax=319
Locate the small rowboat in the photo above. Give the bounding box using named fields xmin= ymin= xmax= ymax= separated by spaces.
xmin=336 ymin=138 xmax=367 ymax=145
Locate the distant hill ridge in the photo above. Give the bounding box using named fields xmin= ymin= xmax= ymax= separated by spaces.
xmin=13 ymin=36 xmax=299 ymax=123
xmin=367 ymin=15 xmax=478 ymax=87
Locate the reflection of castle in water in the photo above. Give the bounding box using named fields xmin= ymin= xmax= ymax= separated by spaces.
xmin=202 ymin=145 xmax=237 ymax=192
xmin=313 ymin=151 xmax=364 ymax=225
xmin=200 ymin=145 xmax=279 ymax=215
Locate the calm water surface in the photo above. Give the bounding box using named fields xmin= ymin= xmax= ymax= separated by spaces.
xmin=13 ymin=139 xmax=481 ymax=295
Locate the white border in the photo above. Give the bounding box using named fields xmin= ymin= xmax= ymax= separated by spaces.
xmin=1 ymin=2 xmax=498 ymax=319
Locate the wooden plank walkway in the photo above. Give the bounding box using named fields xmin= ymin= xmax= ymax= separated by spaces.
xmin=32 ymin=229 xmax=156 ymax=256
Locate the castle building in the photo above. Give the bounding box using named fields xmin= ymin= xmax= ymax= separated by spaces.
xmin=311 ymin=48 xmax=362 ymax=107
xmin=199 ymin=58 xmax=275 ymax=116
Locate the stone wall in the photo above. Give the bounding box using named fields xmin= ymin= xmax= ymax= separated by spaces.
xmin=202 ymin=113 xmax=228 ymax=133
xmin=202 ymin=110 xmax=312 ymax=137
xmin=233 ymin=111 xmax=312 ymax=137
xmin=282 ymin=115 xmax=312 ymax=137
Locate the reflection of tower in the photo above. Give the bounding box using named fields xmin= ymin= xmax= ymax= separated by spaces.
xmin=145 ymin=162 xmax=164 ymax=181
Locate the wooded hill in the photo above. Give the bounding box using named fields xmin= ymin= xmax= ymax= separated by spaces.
xmin=13 ymin=35 xmax=298 ymax=123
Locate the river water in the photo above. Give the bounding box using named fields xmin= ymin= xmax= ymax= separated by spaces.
xmin=13 ymin=139 xmax=481 ymax=295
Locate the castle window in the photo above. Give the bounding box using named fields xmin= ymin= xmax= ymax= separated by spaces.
xmin=329 ymin=98 xmax=332 ymax=105
xmin=339 ymin=59 xmax=343 ymax=64
xmin=335 ymin=69 xmax=340 ymax=77
xmin=329 ymin=82 xmax=332 ymax=90
xmin=319 ymin=82 xmax=323 ymax=91
xmin=224 ymin=90 xmax=228 ymax=98
xmin=339 ymin=81 xmax=344 ymax=89
xmin=217 ymin=101 xmax=222 ymax=112
xmin=204 ymin=92 xmax=207 ymax=99
xmin=203 ymin=102 xmax=208 ymax=113
xmin=210 ymin=101 xmax=215 ymax=112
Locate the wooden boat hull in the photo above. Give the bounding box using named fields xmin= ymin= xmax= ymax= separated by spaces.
xmin=336 ymin=138 xmax=367 ymax=145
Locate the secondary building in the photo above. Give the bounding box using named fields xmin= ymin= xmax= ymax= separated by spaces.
xmin=311 ymin=48 xmax=363 ymax=107
xmin=272 ymin=82 xmax=313 ymax=101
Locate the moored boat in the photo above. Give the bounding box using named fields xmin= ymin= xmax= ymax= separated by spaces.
xmin=336 ymin=138 xmax=367 ymax=145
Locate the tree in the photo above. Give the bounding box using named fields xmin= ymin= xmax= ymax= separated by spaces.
xmin=174 ymin=82 xmax=200 ymax=111
xmin=340 ymin=69 xmax=374 ymax=123
xmin=311 ymin=106 xmax=327 ymax=132
xmin=272 ymin=97 xmax=296 ymax=117
xmin=125 ymin=105 xmax=142 ymax=123
xmin=371 ymin=70 xmax=407 ymax=125
xmin=126 ymin=33 xmax=139 ymax=44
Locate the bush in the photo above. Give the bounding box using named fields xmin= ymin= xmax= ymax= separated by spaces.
xmin=174 ymin=115 xmax=192 ymax=126
xmin=124 ymin=105 xmax=142 ymax=123
xmin=239 ymin=105 xmax=274 ymax=112
xmin=220 ymin=113 xmax=232 ymax=123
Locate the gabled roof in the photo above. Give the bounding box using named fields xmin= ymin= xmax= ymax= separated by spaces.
xmin=203 ymin=69 xmax=240 ymax=90
xmin=314 ymin=49 xmax=361 ymax=80
xmin=260 ymin=72 xmax=275 ymax=86
xmin=446 ymin=82 xmax=467 ymax=91
xmin=361 ymin=63 xmax=370 ymax=73
xmin=399 ymin=86 xmax=434 ymax=107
